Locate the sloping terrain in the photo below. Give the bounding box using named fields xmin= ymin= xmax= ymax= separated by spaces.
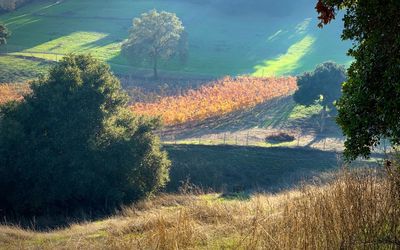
xmin=0 ymin=0 xmax=350 ymax=82
xmin=0 ymin=80 xmax=346 ymax=150
xmin=162 ymin=95 xmax=345 ymax=151
xmin=1 ymin=169 xmax=397 ymax=250
xmin=132 ymin=76 xmax=297 ymax=125
xmin=166 ymin=144 xmax=344 ymax=192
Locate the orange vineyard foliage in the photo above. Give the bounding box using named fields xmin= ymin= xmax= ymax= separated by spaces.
xmin=0 ymin=77 xmax=297 ymax=127
xmin=132 ymin=76 xmax=297 ymax=126
xmin=0 ymin=84 xmax=30 ymax=104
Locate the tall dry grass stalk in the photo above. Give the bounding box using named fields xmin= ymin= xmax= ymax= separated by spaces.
xmin=1 ymin=167 xmax=399 ymax=249
xmin=267 ymin=168 xmax=400 ymax=249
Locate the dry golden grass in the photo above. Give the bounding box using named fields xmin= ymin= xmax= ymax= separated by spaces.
xmin=1 ymin=168 xmax=399 ymax=250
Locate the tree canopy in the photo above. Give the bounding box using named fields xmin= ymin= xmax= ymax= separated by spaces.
xmin=0 ymin=23 xmax=9 ymax=45
xmin=316 ymin=0 xmax=400 ymax=160
xmin=294 ymin=62 xmax=346 ymax=109
xmin=293 ymin=62 xmax=346 ymax=132
xmin=0 ymin=54 xmax=170 ymax=215
xmin=122 ymin=10 xmax=187 ymax=79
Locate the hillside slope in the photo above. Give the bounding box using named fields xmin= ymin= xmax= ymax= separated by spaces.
xmin=0 ymin=0 xmax=350 ymax=82
xmin=1 ymin=169 xmax=398 ymax=249
xmin=166 ymin=144 xmax=344 ymax=192
xmin=160 ymin=95 xmax=347 ymax=151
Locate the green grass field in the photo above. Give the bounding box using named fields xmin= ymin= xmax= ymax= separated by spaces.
xmin=0 ymin=0 xmax=351 ymax=82
xmin=0 ymin=55 xmax=48 ymax=82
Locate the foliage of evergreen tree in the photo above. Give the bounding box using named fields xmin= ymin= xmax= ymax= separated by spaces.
xmin=0 ymin=54 xmax=170 ymax=215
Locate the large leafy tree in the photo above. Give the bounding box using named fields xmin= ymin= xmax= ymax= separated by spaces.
xmin=122 ymin=10 xmax=187 ymax=79
xmin=0 ymin=54 xmax=170 ymax=215
xmin=316 ymin=0 xmax=400 ymax=159
xmin=293 ymin=62 xmax=347 ymax=132
xmin=0 ymin=23 xmax=9 ymax=45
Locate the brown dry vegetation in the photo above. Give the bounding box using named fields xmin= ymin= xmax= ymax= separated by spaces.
xmin=1 ymin=167 xmax=399 ymax=250
xmin=132 ymin=76 xmax=297 ymax=126
xmin=0 ymin=83 xmax=30 ymax=104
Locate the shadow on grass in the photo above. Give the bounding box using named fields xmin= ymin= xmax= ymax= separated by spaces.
xmin=0 ymin=208 xmax=117 ymax=232
xmin=166 ymin=144 xmax=340 ymax=193
xmin=165 ymin=144 xmax=382 ymax=193
xmin=219 ymin=191 xmax=251 ymax=201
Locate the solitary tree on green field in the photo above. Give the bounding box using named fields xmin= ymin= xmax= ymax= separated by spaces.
xmin=122 ymin=10 xmax=187 ymax=79
xmin=293 ymin=62 xmax=347 ymax=132
xmin=0 ymin=23 xmax=10 ymax=45
xmin=0 ymin=54 xmax=170 ymax=215
xmin=316 ymin=0 xmax=400 ymax=160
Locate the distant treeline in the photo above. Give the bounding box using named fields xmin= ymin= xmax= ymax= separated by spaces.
xmin=0 ymin=0 xmax=33 ymax=11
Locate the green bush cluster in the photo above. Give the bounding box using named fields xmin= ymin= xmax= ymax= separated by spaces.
xmin=0 ymin=54 xmax=170 ymax=215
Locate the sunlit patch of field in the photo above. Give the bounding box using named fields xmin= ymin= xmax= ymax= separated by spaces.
xmin=252 ymin=35 xmax=316 ymax=77
xmin=10 ymin=31 xmax=122 ymax=62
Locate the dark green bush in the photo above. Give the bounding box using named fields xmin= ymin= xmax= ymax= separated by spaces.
xmin=265 ymin=133 xmax=295 ymax=144
xmin=0 ymin=54 xmax=170 ymax=215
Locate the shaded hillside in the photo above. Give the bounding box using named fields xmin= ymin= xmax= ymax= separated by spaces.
xmin=166 ymin=144 xmax=378 ymax=192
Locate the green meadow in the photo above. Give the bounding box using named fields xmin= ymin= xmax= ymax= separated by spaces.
xmin=0 ymin=0 xmax=351 ymax=81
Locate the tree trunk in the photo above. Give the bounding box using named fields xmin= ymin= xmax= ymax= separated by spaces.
xmin=320 ymin=105 xmax=327 ymax=133
xmin=153 ymin=55 xmax=158 ymax=79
